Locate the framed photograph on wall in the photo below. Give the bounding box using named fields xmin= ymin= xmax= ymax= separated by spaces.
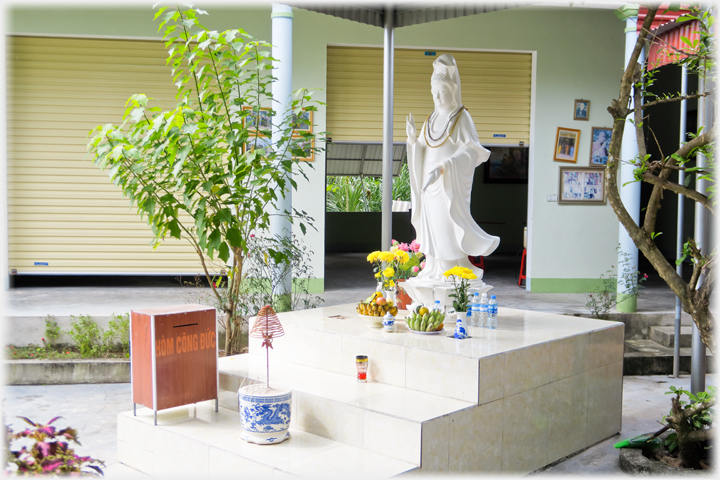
xmin=242 ymin=106 xmax=272 ymax=130
xmin=558 ymin=166 xmax=606 ymax=204
xmin=483 ymin=145 xmax=529 ymax=184
xmin=292 ymin=137 xmax=315 ymax=162
xmin=589 ymin=126 xmax=612 ymax=166
xmin=292 ymin=109 xmax=313 ymax=133
xmin=554 ymin=127 xmax=581 ymax=163
xmin=243 ymin=135 xmax=272 ymax=154
xmin=573 ymin=99 xmax=589 ymax=120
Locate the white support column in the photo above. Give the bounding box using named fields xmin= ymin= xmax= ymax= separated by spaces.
xmin=381 ymin=4 xmax=394 ymax=251
xmin=271 ymin=3 xmax=293 ymax=311
xmin=617 ymin=11 xmax=643 ymax=313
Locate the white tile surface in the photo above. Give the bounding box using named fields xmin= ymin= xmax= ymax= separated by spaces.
xmin=405 ymin=347 xmax=479 ymax=402
xmin=293 ymin=393 xmax=364 ymax=447
xmin=588 ymin=324 xmax=625 ymax=370
xmin=448 ymin=401 xmax=503 ymax=473
xmin=274 ymin=443 xmax=417 ymax=478
xmin=420 ymin=415 xmax=450 ymax=473
xmin=544 ymin=373 xmax=589 ymax=463
xmin=586 ymin=361 xmax=624 ymax=446
xmin=479 ymin=354 xmax=505 ymax=405
xmin=503 ymin=342 xmax=552 ymax=397
xmin=363 ymin=411 xmax=421 ymax=464
xmin=549 ymin=333 xmax=589 ymax=383
xmin=501 ymin=389 xmax=548 ymax=474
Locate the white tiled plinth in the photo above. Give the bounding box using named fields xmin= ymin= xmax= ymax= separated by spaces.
xmin=117 ymin=402 xmax=417 ymax=478
xmin=119 ymin=304 xmax=624 ymax=476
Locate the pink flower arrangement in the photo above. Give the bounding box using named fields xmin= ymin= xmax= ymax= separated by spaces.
xmin=388 ymin=239 xmax=425 ymax=279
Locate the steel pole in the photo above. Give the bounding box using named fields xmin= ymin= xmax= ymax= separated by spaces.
xmin=691 ymin=65 xmax=707 ymax=394
xmin=673 ymin=66 xmax=687 ymax=378
xmin=381 ymin=4 xmax=394 ymax=251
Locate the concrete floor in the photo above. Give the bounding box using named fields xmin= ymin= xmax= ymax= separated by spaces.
xmin=3 ymin=252 xmax=712 ymax=477
xmin=5 ymin=252 xmax=679 ymax=317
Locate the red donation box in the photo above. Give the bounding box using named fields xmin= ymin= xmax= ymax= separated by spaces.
xmin=130 ymin=304 xmax=218 ymax=424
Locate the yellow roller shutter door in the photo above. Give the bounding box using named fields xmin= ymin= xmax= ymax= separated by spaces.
xmin=327 ymin=46 xmax=532 ymax=145
xmin=7 ymin=36 xmax=211 ymax=274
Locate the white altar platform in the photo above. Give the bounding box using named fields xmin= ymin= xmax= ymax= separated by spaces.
xmin=117 ymin=304 xmax=624 ymax=477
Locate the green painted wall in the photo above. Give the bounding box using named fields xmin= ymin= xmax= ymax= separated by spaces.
xmin=7 ymin=3 xmax=627 ymax=292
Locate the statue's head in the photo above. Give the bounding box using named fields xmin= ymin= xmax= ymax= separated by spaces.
xmin=431 ymin=54 xmax=462 ymax=111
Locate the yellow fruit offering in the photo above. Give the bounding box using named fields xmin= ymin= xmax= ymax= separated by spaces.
xmin=419 ymin=307 xmax=429 ymax=316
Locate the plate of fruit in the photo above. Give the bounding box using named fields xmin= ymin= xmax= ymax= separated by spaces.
xmin=405 ymin=305 xmax=444 ymax=334
xmin=356 ymin=291 xmax=398 ymax=328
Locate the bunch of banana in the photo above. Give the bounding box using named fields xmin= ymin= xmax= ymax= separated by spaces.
xmin=405 ymin=305 xmax=445 ymax=332
xmin=356 ymin=291 xmax=398 ymax=317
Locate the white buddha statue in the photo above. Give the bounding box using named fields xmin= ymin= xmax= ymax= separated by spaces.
xmin=403 ymin=53 xmax=499 ymax=310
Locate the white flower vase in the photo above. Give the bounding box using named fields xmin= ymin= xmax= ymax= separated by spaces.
xmin=238 ymin=385 xmax=292 ymax=445
xmin=454 ymin=312 xmax=468 ymax=339
xmin=384 ymin=286 xmax=397 ymax=306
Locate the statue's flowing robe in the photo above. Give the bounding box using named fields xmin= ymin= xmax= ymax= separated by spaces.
xmin=407 ymin=109 xmax=500 ymax=279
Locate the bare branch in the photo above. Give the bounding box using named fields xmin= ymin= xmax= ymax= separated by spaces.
xmin=641 ymin=172 xmax=714 ymax=213
xmin=631 ymin=92 xmax=713 ymax=113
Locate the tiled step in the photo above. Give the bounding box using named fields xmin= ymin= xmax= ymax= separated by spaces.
xmin=218 ymin=353 xmax=475 ymax=466
xmin=649 ymin=325 xmax=693 ymax=348
xmin=624 ymin=339 xmax=715 ymax=375
xmin=117 ymin=402 xmax=417 ymax=477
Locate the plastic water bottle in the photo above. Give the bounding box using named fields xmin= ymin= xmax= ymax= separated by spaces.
xmin=479 ymin=293 xmax=489 ymax=328
xmin=432 ymin=300 xmax=442 ymax=314
xmin=487 ymin=295 xmax=498 ymax=329
xmin=470 ymin=292 xmax=480 ymax=327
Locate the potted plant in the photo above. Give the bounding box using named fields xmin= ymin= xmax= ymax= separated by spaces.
xmin=238 ymin=305 xmax=292 ymax=445
xmin=87 ymin=5 xmax=322 ymax=355
xmin=616 ymin=385 xmax=715 ymax=472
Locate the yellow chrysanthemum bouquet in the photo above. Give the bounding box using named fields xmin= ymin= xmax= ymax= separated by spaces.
xmin=367 ymin=249 xmax=410 ymax=290
xmin=443 ymin=266 xmax=478 ymax=313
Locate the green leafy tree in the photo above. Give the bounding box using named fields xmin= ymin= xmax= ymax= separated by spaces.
xmin=88 ymin=6 xmax=320 ymax=354
xmin=606 ymin=5 xmax=715 ymax=352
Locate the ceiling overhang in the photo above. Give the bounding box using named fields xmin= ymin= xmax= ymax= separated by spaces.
xmin=290 ymin=2 xmax=523 ymax=28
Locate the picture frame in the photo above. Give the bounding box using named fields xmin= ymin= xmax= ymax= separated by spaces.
xmin=243 ymin=135 xmax=272 ymax=154
xmin=483 ymin=145 xmax=529 ymax=184
xmin=292 ymin=109 xmax=313 ymax=133
xmin=589 ymin=126 xmax=612 ymax=166
xmin=573 ymin=99 xmax=589 ymax=121
xmin=292 ymin=137 xmax=315 ymax=162
xmin=554 ymin=127 xmax=581 ymax=163
xmin=242 ymin=106 xmax=272 ymax=130
xmin=558 ymin=166 xmax=606 ymax=204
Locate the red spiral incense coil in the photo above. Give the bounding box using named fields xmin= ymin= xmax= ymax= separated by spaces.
xmin=250 ymin=305 xmax=285 ymax=348
xmin=250 ymin=305 xmax=285 ymax=388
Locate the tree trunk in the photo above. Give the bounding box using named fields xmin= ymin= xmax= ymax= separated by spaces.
xmin=604 ymin=6 xmax=714 ymax=354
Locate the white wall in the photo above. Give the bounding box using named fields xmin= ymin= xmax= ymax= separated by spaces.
xmin=7 ymin=3 xmax=626 ymax=292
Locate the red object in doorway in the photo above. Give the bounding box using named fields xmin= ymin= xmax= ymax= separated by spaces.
xmin=468 ymin=255 xmax=485 ymax=270
xmin=518 ymin=248 xmax=527 ymax=287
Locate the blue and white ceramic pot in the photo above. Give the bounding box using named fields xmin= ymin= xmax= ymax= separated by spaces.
xmin=454 ymin=312 xmax=468 ymax=339
xmin=238 ymin=385 xmax=292 ymax=445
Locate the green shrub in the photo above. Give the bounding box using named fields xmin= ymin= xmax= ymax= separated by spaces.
xmin=66 ymin=315 xmax=101 ymax=358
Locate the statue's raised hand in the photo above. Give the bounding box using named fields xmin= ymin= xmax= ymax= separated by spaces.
xmin=406 ymin=113 xmax=417 ymax=144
